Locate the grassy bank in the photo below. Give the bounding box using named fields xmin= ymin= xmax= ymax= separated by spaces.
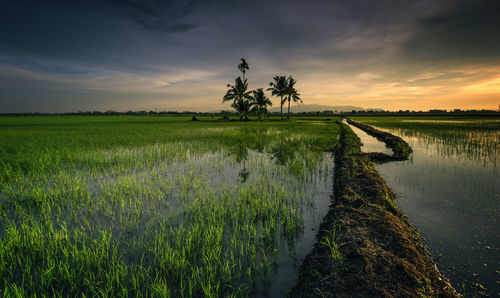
xmin=292 ymin=121 xmax=457 ymax=297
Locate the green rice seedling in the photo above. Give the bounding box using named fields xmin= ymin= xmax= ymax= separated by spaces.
xmin=320 ymin=227 xmax=343 ymax=262
xmin=0 ymin=115 xmax=340 ymax=296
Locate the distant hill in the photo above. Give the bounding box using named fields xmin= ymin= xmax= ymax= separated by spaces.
xmin=269 ymin=104 xmax=383 ymax=113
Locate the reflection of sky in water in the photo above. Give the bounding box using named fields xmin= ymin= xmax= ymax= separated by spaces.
xmin=81 ymin=148 xmax=335 ymax=297
xmin=174 ymin=150 xmax=335 ymax=297
xmin=371 ymin=127 xmax=500 ymax=296
xmin=342 ymin=120 xmax=394 ymax=155
xmin=398 ymin=129 xmax=498 ymax=165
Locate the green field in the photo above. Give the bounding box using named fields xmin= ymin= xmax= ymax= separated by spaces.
xmin=3 ymin=115 xmax=498 ymax=296
xmin=0 ymin=116 xmax=340 ymax=297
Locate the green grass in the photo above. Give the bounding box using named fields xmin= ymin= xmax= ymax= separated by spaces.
xmin=0 ymin=116 xmax=341 ymax=297
xmin=320 ymin=227 xmax=343 ymax=262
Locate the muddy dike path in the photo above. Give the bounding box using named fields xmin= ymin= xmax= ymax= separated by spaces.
xmin=291 ymin=119 xmax=458 ymax=297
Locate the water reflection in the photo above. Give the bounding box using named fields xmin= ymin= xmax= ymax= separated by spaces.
xmin=238 ymin=167 xmax=250 ymax=183
xmin=342 ymin=119 xmax=393 ymax=155
xmin=374 ymin=127 xmax=500 ymax=296
xmin=271 ymin=140 xmax=297 ymax=165
xmin=217 ymin=136 xmax=336 ymax=296
xmin=232 ymin=141 xmax=251 ymax=183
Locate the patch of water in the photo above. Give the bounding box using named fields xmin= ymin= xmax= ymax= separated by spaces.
xmin=342 ymin=119 xmax=393 ymax=155
xmin=74 ymin=148 xmax=335 ymax=297
xmin=266 ymin=156 xmax=333 ymax=297
xmin=373 ymin=128 xmax=500 ymax=296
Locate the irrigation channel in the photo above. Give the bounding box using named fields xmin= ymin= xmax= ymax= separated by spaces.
xmin=345 ymin=119 xmax=499 ymax=296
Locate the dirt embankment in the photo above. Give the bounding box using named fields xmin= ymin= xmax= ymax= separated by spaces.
xmin=291 ymin=122 xmax=458 ymax=297
xmin=346 ymin=118 xmax=412 ymax=161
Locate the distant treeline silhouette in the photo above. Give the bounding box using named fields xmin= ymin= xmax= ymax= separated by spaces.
xmin=344 ymin=109 xmax=500 ymax=116
xmin=1 ymin=109 xmax=499 ymax=117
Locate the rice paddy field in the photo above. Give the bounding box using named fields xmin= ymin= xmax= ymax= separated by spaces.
xmin=0 ymin=116 xmax=341 ymax=297
xmin=352 ymin=116 xmax=500 ymax=296
xmin=3 ymin=114 xmax=498 ymax=296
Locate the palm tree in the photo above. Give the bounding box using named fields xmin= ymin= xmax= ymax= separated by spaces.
xmin=231 ymin=98 xmax=253 ymax=121
xmin=251 ymin=88 xmax=272 ymax=120
xmin=267 ymin=75 xmax=288 ymax=120
xmin=285 ymin=76 xmax=302 ymax=119
xmin=237 ymin=58 xmax=249 ymax=81
xmin=223 ymin=76 xmax=253 ymax=120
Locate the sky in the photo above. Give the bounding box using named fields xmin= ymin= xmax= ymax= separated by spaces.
xmin=1 ymin=0 xmax=499 ymax=113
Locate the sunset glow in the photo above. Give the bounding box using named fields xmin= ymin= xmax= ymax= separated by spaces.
xmin=1 ymin=0 xmax=499 ymax=112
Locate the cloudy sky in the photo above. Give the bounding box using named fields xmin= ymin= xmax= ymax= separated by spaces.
xmin=1 ymin=0 xmax=499 ymax=112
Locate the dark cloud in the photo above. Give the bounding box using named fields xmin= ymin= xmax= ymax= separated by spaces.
xmin=86 ymin=0 xmax=198 ymax=32
xmin=400 ymin=0 xmax=500 ymax=64
xmin=1 ymin=0 xmax=499 ymax=112
xmin=0 ymin=1 xmax=135 ymax=61
xmin=0 ymin=0 xmax=200 ymax=64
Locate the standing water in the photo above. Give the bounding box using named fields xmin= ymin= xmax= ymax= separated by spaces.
xmin=348 ymin=119 xmax=499 ymax=296
xmin=342 ymin=119 xmax=393 ymax=155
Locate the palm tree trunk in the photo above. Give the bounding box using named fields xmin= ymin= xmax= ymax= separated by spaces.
xmin=280 ymin=96 xmax=283 ymax=120
xmin=287 ymin=99 xmax=290 ymax=119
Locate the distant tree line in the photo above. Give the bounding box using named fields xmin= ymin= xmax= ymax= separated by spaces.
xmin=340 ymin=109 xmax=500 ymax=116
xmin=1 ymin=109 xmax=499 ymax=117
xmin=0 ymin=110 xmax=207 ymax=116
xmin=1 ymin=109 xmax=498 ymax=117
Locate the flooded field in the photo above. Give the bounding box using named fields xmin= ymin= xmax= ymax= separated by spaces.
xmin=0 ymin=116 xmax=339 ymax=297
xmin=341 ymin=119 xmax=393 ymax=155
xmin=352 ymin=116 xmax=500 ymax=296
xmin=4 ymin=114 xmax=496 ymax=296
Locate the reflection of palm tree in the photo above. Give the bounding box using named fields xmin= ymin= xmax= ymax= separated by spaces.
xmin=234 ymin=141 xmax=250 ymax=182
xmin=238 ymin=58 xmax=249 ymax=81
xmin=251 ymin=88 xmax=272 ymax=120
xmin=223 ymin=77 xmax=253 ymax=121
xmin=267 ymin=75 xmax=288 ymax=120
xmin=238 ymin=167 xmax=250 ymax=183
xmin=271 ymin=140 xmax=295 ymax=165
xmin=234 ymin=141 xmax=249 ymax=163
xmin=285 ymin=76 xmax=302 ymax=119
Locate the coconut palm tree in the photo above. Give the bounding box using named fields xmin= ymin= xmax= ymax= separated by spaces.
xmin=285 ymin=76 xmax=302 ymax=119
xmin=267 ymin=75 xmax=288 ymax=120
xmin=223 ymin=76 xmax=253 ymax=120
xmin=231 ymin=98 xmax=253 ymax=121
xmin=237 ymin=58 xmax=249 ymax=81
xmin=251 ymin=88 xmax=272 ymax=120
